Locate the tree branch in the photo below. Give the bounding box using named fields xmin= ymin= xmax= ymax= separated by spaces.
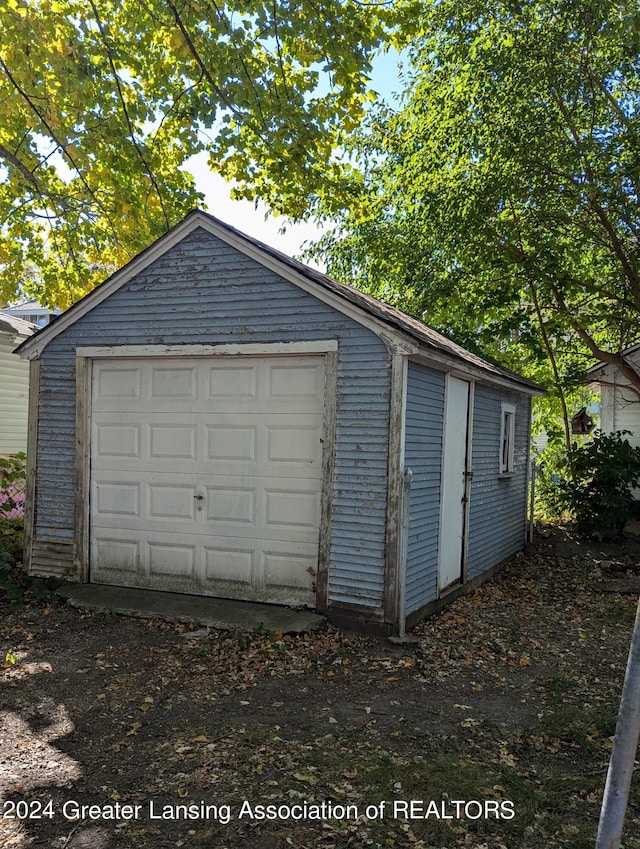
xmin=551 ymin=88 xmax=640 ymax=304
xmin=165 ymin=0 xmax=248 ymax=119
xmin=87 ymin=0 xmax=170 ymax=230
xmin=507 ymin=199 xmax=572 ymax=447
xmin=0 ymin=143 xmax=73 ymax=210
xmin=549 ymin=282 xmax=640 ymax=400
xmin=0 ymin=55 xmax=107 ymax=221
xmin=205 ymin=0 xmax=270 ymax=131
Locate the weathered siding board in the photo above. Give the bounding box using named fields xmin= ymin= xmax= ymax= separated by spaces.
xmin=34 ymin=355 xmax=77 ymax=541
xmin=467 ymin=386 xmax=531 ymax=579
xmin=33 ymin=228 xmax=391 ymax=610
xmin=404 ymin=362 xmax=445 ymax=613
xmin=29 ymin=541 xmax=74 ymax=578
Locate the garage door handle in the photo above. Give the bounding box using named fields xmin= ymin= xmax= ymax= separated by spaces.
xmin=193 ymin=494 xmax=204 ymax=500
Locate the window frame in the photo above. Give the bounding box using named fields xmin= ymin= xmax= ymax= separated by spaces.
xmin=499 ymin=403 xmax=516 ymax=475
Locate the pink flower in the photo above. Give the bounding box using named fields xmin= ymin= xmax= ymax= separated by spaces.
xmin=0 ymin=486 xmax=25 ymax=520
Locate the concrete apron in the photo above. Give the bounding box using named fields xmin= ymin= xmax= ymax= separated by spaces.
xmin=57 ymin=584 xmax=326 ymax=634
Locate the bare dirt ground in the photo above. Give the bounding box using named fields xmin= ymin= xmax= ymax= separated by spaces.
xmin=1 ymin=525 xmax=640 ymax=849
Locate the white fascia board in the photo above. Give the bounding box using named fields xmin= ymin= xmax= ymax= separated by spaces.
xmin=193 ymin=217 xmax=413 ymax=349
xmin=76 ymin=341 xmax=338 ymax=358
xmin=16 ymin=212 xmax=404 ymax=360
xmin=15 ymin=210 xmax=542 ymax=396
xmin=12 ymin=211 xmax=466 ymax=368
xmin=16 ymin=215 xmax=207 ymax=360
xmin=409 ymin=352 xmax=544 ymax=397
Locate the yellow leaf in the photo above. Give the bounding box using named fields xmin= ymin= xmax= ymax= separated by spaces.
xmin=4 ymin=651 xmax=17 ymax=666
xmin=293 ymin=772 xmax=318 ymax=785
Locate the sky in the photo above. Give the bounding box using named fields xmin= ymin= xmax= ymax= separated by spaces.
xmin=186 ymin=48 xmax=404 ymax=264
xmin=187 ymin=158 xmax=325 ymax=264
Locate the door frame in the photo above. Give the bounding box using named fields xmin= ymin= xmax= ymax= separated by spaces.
xmin=73 ymin=341 xmax=338 ymax=612
xmin=437 ymin=374 xmax=474 ymax=594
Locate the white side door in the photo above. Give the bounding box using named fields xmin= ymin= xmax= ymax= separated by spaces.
xmin=439 ymin=375 xmax=471 ymax=591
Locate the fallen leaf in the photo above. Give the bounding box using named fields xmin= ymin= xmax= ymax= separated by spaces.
xmin=293 ymin=772 xmax=318 ymax=785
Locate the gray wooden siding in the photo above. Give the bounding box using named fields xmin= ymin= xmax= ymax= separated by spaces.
xmin=404 ymin=362 xmax=445 ymax=614
xmin=0 ymin=337 xmax=30 ymax=455
xmin=467 ymin=385 xmax=531 ymax=578
xmin=33 ymin=228 xmax=390 ymax=610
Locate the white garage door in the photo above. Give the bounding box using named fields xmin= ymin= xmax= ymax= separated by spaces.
xmin=89 ymin=355 xmax=326 ymax=606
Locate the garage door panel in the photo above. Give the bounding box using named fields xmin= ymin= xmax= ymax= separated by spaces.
xmin=90 ymin=354 xmax=325 ymax=604
xmin=266 ymin=425 xmax=322 ymax=466
xmin=94 ymin=481 xmax=140 ymax=518
xmin=206 ymin=486 xmax=256 ymax=525
xmin=148 ymin=541 xmax=196 ymax=577
xmin=206 ymin=425 xmax=257 ymax=463
xmin=203 ymin=538 xmax=316 ymax=604
xmin=265 ymin=488 xmax=320 ymax=532
xmin=261 ymin=546 xmax=317 ymax=604
xmin=150 ymin=365 xmax=197 ymax=400
xmin=148 ymin=483 xmax=197 ymax=521
xmin=150 ymin=424 xmax=197 ymax=460
xmin=206 ymin=364 xmax=258 ymax=401
xmin=94 ymin=538 xmax=140 ymax=574
xmin=203 ymin=545 xmax=254 ymax=586
xmin=93 ymin=365 xmax=142 ymax=402
xmin=94 ymin=423 xmax=141 ymax=458
xmin=268 ymin=361 xmax=325 ymax=401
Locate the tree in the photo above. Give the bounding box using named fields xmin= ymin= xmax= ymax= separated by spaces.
xmin=311 ymin=0 xmax=640 ymax=439
xmin=0 ymin=0 xmax=388 ymax=307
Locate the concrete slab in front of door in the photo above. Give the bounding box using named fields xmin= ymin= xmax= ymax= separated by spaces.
xmin=57 ymin=584 xmax=325 ymax=634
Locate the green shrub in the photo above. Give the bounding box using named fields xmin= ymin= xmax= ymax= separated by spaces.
xmin=0 ymin=516 xmax=24 ymax=563
xmin=535 ymin=441 xmax=573 ymax=521
xmin=545 ymin=431 xmax=640 ymax=541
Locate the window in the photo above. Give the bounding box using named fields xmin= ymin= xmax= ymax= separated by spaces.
xmin=499 ymin=403 xmax=516 ymax=475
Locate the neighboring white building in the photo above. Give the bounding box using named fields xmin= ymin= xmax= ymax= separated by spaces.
xmin=587 ymin=346 xmax=640 ymax=448
xmin=0 ymin=312 xmax=37 ymax=455
xmin=4 ymin=299 xmax=61 ymax=328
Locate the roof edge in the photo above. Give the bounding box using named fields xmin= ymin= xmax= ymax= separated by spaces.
xmin=14 ymin=210 xmax=543 ymax=395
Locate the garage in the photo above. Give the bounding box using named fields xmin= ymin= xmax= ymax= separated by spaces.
xmin=17 ymin=209 xmax=540 ymax=634
xmin=89 ymin=354 xmax=326 ymax=605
